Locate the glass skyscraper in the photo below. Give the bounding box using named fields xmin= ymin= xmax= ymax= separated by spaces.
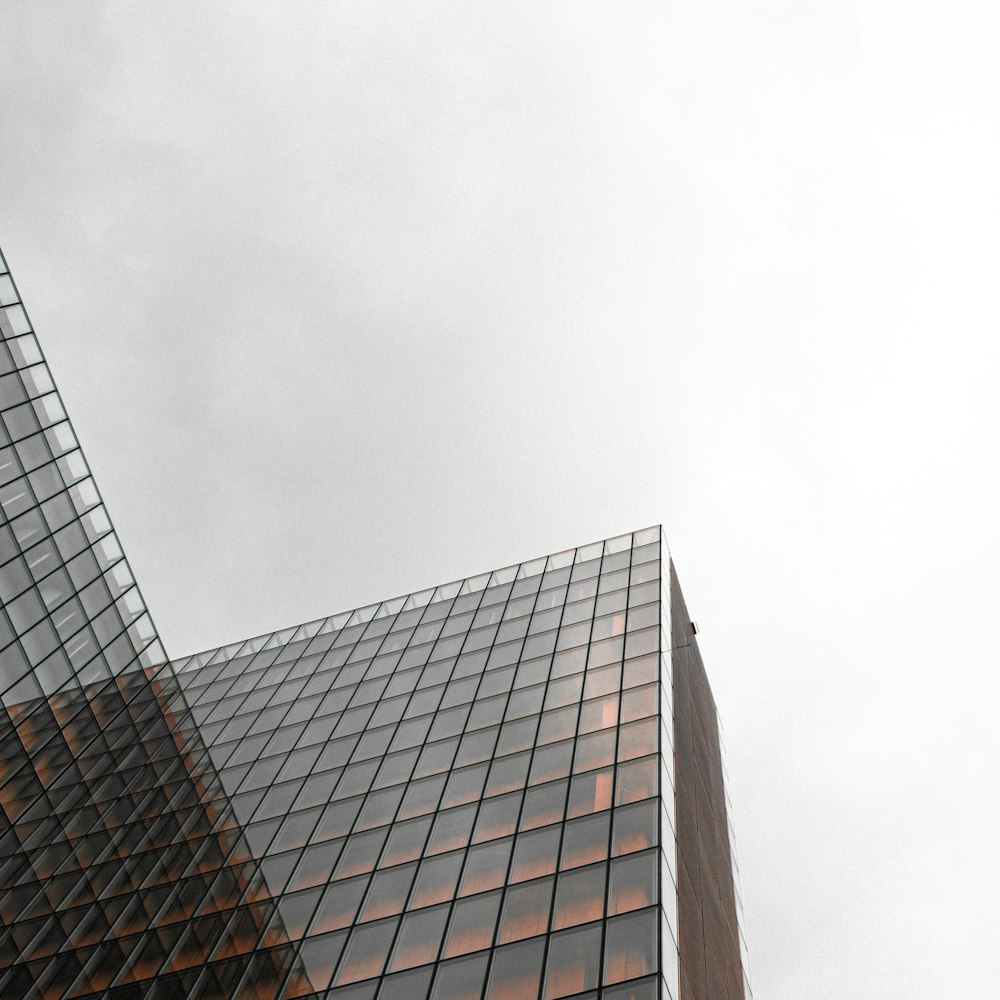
xmin=0 ymin=245 xmax=750 ymax=1000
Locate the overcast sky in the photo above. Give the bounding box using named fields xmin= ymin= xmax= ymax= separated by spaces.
xmin=2 ymin=2 xmax=999 ymax=996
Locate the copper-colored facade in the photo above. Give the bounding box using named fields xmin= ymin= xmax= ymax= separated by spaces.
xmin=670 ymin=565 xmax=747 ymax=1000
xmin=1 ymin=243 xmax=749 ymax=999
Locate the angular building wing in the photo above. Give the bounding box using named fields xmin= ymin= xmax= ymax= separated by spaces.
xmin=0 ymin=245 xmax=749 ymax=1000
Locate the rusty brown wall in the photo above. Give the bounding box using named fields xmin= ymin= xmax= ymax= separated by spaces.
xmin=670 ymin=561 xmax=744 ymax=1000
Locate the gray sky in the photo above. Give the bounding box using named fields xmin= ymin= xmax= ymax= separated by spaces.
xmin=3 ymin=2 xmax=999 ymax=996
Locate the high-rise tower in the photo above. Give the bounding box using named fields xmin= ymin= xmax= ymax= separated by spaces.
xmin=0 ymin=246 xmax=749 ymax=999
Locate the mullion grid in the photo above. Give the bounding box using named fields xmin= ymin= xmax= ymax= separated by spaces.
xmin=0 ymin=249 xmax=166 ymax=712
xmin=2 ymin=528 xmax=663 ymax=998
xmin=142 ymin=582 xmax=488 ymax=994
xmin=192 ymin=533 xmax=660 ymax=999
xmin=99 ymin=588 xmax=474 ymax=992
xmin=168 ymin=541 xmax=570 ymax=995
xmin=292 ymin=540 xmax=652 ymax=1000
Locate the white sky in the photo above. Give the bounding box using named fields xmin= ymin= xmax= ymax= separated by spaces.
xmin=2 ymin=2 xmax=999 ymax=996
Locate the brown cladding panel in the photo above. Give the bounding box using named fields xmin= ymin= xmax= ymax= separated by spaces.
xmin=670 ymin=560 xmax=744 ymax=1000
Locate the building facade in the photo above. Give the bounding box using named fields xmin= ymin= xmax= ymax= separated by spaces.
xmin=0 ymin=246 xmax=749 ymax=1000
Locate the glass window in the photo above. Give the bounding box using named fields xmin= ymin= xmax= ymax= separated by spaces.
xmin=297 ymin=929 xmax=348 ymax=991
xmin=544 ymin=675 xmax=583 ymax=711
xmin=484 ymin=936 xmax=545 ymax=1000
xmin=551 ymin=645 xmax=588 ymax=679
xmin=559 ymin=811 xmax=610 ymax=870
xmin=373 ymin=747 xmax=420 ymax=789
xmin=505 ymin=684 xmax=545 ymax=720
xmin=552 ymin=863 xmax=606 ymax=929
xmin=312 ymin=875 xmax=369 ymax=933
xmin=608 ymin=850 xmax=657 ymax=915
xmin=614 ymin=756 xmax=657 ymax=806
xmin=430 ymin=952 xmax=489 ymax=1000
xmin=314 ymin=797 xmax=363 ymax=843
xmin=291 ymin=841 xmax=340 ymax=890
xmin=591 ymin=610 xmax=626 ymax=640
xmin=410 ymin=850 xmax=464 ymax=909
xmin=397 ymin=773 xmax=446 ymax=820
xmin=603 ymin=908 xmax=657 ymax=985
xmin=332 ymin=916 xmax=398 ymax=985
xmin=622 ymin=654 xmax=658 ymax=689
xmin=536 ymin=707 xmax=577 ymax=746
xmin=577 ymin=690 xmax=619 ymax=732
xmin=611 ymin=800 xmax=657 ymax=857
xmin=519 ymin=779 xmax=567 ymax=831
xmin=619 ymin=683 xmax=657 ymax=723
xmin=441 ymin=762 xmax=488 ymax=808
xmin=442 ymin=890 xmax=501 ymax=958
xmin=617 ymin=717 xmax=657 ymax=762
xmin=333 ymin=827 xmax=388 ymax=879
xmin=414 ymin=737 xmax=458 ymax=778
xmin=543 ymin=921 xmax=602 ymax=998
xmin=387 ymin=902 xmax=449 ymax=972
xmin=273 ymin=885 xmax=322 ymax=937
xmin=529 ymin=740 xmax=572 ymax=785
xmin=426 ymin=803 xmax=477 ymax=855
xmin=335 ymin=759 xmax=380 ymax=799
xmin=380 ymin=814 xmax=432 ymax=867
xmin=272 ymin=806 xmax=322 ymax=853
xmin=467 ymin=697 xmax=505 ymax=732
xmin=358 ymin=862 xmax=417 ymax=922
xmin=566 ymin=767 xmax=614 ymax=819
xmin=495 ymin=717 xmax=537 ymax=756
xmin=497 ymin=876 xmax=553 ymax=944
xmin=485 ymin=752 xmax=530 ymax=797
xmin=510 ymin=826 xmax=560 ymax=882
xmin=459 ymin=837 xmax=512 ymax=896
xmin=356 ymin=785 xmax=405 ymax=830
xmin=583 ymin=663 xmax=622 ymax=700
xmin=573 ymin=731 xmax=615 ymax=774
xmin=377 ymin=965 xmax=434 ymax=1000
xmin=454 ymin=726 xmax=498 ymax=766
xmin=473 ymin=792 xmax=521 ymax=843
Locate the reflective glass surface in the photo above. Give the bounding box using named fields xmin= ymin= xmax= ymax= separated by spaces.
xmin=0 ymin=244 xmax=750 ymax=999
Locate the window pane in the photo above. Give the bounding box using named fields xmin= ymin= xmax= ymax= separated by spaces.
xmin=573 ymin=731 xmax=615 ymax=773
xmin=603 ymin=908 xmax=657 ymax=985
xmin=442 ymin=890 xmax=501 ymax=958
xmin=608 ymin=850 xmax=657 ymax=915
xmin=484 ymin=937 xmax=545 ymax=1000
xmin=380 ymin=814 xmax=432 ymax=867
xmin=387 ymin=903 xmax=449 ymax=971
xmin=334 ymin=827 xmax=388 ymax=878
xmin=552 ymin=863 xmax=606 ymax=930
xmin=497 ymin=877 xmax=553 ymax=944
xmin=473 ymin=792 xmax=521 ymax=843
xmin=332 ymin=916 xmax=397 ymax=985
xmin=311 ymin=875 xmax=368 ymax=933
xmin=427 ymin=804 xmax=477 ymax=855
xmin=358 ymin=863 xmax=417 ymax=922
xmin=611 ymin=801 xmax=656 ymax=857
xmin=614 ymin=756 xmax=657 ymax=806
xmin=510 ymin=826 xmax=560 ymax=882
xmin=559 ymin=811 xmax=610 ymax=870
xmin=459 ymin=838 xmax=512 ymax=896
xmin=430 ymin=952 xmax=489 ymax=1000
xmin=410 ymin=851 xmax=464 ymax=909
xmin=617 ymin=717 xmax=657 ymax=762
xmin=297 ymin=929 xmax=348 ymax=991
xmin=529 ymin=741 xmax=572 ymax=785
xmin=519 ymin=779 xmax=567 ymax=831
xmin=377 ymin=965 xmax=434 ymax=1000
xmin=567 ymin=767 xmax=613 ymax=819
xmin=543 ymin=921 xmax=602 ymax=999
